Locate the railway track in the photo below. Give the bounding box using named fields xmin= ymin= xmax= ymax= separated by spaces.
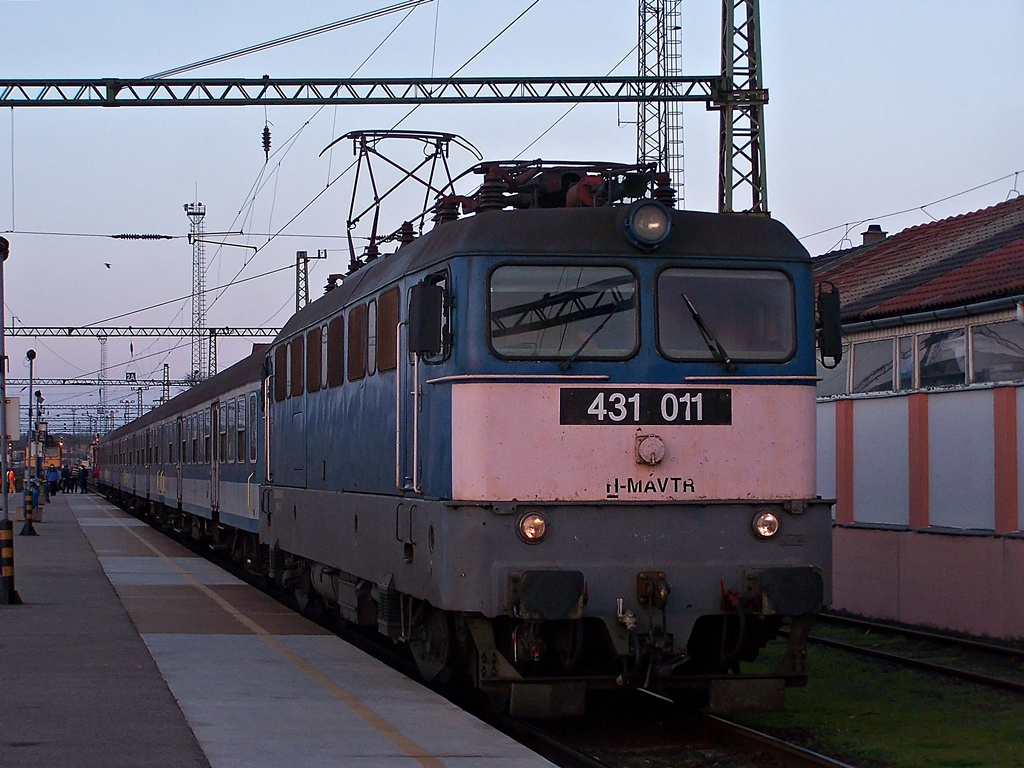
xmin=809 ymin=614 xmax=1024 ymax=695
xmin=114 ymin=494 xmax=862 ymax=768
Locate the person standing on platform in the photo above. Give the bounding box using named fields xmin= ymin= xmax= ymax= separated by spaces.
xmin=79 ymin=464 xmax=88 ymax=494
xmin=7 ymin=468 xmax=15 ymax=493
xmin=69 ymin=464 xmax=79 ymax=493
xmin=60 ymin=464 xmax=70 ymax=493
xmin=46 ymin=466 xmax=59 ymax=495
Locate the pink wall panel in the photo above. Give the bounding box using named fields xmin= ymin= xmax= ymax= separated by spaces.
xmin=831 ymin=527 xmax=1024 ymax=640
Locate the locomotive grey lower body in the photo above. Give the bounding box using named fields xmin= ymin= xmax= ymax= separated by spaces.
xmin=262 ymin=485 xmax=831 ymax=716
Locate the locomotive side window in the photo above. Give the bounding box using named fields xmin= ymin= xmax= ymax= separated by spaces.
xmin=290 ymin=336 xmax=304 ymax=397
xmin=489 ymin=265 xmax=638 ymax=360
xmin=274 ymin=345 xmax=287 ymax=402
xmin=657 ymin=268 xmax=795 ymax=363
xmin=348 ymin=304 xmax=367 ymax=381
xmin=327 ymin=316 xmax=345 ymax=387
xmin=306 ymin=326 xmax=322 ymax=394
xmin=378 ymin=288 xmax=399 ymax=371
xmin=367 ymin=298 xmax=378 ymax=376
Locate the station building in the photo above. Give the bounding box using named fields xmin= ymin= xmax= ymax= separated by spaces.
xmin=814 ymin=193 xmax=1024 ymax=641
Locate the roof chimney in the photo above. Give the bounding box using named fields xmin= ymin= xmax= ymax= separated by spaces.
xmin=861 ymin=224 xmax=887 ymax=245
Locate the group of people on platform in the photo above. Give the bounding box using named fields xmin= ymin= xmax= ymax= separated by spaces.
xmin=45 ymin=464 xmax=90 ymax=495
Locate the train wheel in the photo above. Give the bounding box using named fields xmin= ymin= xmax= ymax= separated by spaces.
xmin=409 ymin=605 xmax=452 ymax=683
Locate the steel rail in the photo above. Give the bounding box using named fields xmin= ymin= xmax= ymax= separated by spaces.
xmin=808 ymin=634 xmax=1024 ymax=695
xmin=699 ymin=714 xmax=861 ymax=768
xmin=819 ymin=613 xmax=1024 ymax=659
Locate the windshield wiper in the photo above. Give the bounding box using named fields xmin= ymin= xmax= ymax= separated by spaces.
xmin=558 ymin=305 xmax=620 ymax=371
xmin=682 ymin=293 xmax=736 ymax=372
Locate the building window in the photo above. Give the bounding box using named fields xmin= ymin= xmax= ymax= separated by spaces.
xmin=919 ymin=329 xmax=965 ymax=388
xmin=851 ymin=339 xmax=893 ymax=393
xmin=972 ymin=321 xmax=1024 ymax=383
xmin=816 ymin=345 xmax=849 ymax=396
xmin=897 ymin=336 xmax=915 ymax=390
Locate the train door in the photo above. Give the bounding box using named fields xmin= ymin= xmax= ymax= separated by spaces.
xmin=210 ymin=401 xmax=220 ymax=510
xmin=176 ymin=415 xmax=183 ymax=506
xmin=399 ymin=275 xmax=447 ymax=493
xmin=145 ymin=427 xmax=151 ymax=499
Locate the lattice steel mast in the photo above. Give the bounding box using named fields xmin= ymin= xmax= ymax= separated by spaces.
xmin=717 ymin=0 xmax=768 ymax=213
xmin=184 ymin=202 xmax=207 ymax=381
xmin=637 ymin=1 xmax=684 ymax=199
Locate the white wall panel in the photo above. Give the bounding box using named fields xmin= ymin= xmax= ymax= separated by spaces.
xmin=816 ymin=401 xmax=836 ymax=503
xmin=929 ymin=389 xmax=994 ymax=529
xmin=853 ymin=397 xmax=909 ymax=526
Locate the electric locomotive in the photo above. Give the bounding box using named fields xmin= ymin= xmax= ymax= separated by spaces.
xmin=96 ymin=144 xmax=840 ymax=717
xmin=261 ymin=153 xmax=838 ymax=715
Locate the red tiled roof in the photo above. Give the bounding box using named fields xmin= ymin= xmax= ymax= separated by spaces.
xmin=813 ymin=195 xmax=1024 ymax=322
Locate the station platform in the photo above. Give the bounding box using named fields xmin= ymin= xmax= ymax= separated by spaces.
xmin=0 ymin=492 xmax=554 ymax=768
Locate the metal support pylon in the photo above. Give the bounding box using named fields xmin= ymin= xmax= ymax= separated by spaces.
xmin=184 ymin=202 xmax=207 ymax=381
xmin=637 ymin=1 xmax=684 ymax=199
xmin=717 ymin=0 xmax=768 ymax=213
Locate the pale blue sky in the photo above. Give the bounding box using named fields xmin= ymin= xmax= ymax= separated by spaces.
xmin=0 ymin=0 xmax=1021 ymax=428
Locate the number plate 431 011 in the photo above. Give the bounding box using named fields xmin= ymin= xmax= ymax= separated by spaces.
xmin=559 ymin=388 xmax=731 ymax=426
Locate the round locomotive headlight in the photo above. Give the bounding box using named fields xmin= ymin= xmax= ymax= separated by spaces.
xmin=624 ymin=200 xmax=672 ymax=250
xmin=752 ymin=510 xmax=780 ymax=539
xmin=518 ymin=511 xmax=548 ymax=544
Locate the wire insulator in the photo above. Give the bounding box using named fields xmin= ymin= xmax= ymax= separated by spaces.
xmin=262 ymin=125 xmax=272 ymax=161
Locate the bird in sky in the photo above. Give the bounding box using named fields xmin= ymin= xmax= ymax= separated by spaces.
xmin=104 ymin=263 xmax=111 ymax=269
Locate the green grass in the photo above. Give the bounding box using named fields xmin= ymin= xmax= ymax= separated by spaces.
xmin=730 ymin=644 xmax=1024 ymax=767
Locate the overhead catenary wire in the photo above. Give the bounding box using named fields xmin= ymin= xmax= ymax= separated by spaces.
xmin=143 ymin=0 xmax=436 ymax=78
xmin=803 ymin=169 xmax=1024 ymax=252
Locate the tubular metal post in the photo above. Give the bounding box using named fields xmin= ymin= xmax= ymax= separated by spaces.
xmin=0 ymin=236 xmax=19 ymax=602
xmin=20 ymin=350 xmax=37 ymax=536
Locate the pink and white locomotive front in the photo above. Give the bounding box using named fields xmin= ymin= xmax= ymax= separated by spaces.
xmin=416 ymin=203 xmax=833 ymax=711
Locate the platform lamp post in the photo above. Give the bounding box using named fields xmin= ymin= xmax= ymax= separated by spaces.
xmin=0 ymin=236 xmax=21 ymax=603
xmin=20 ymin=350 xmax=38 ymax=536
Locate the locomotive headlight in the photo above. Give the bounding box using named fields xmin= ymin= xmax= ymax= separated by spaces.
xmin=752 ymin=510 xmax=780 ymax=539
xmin=518 ymin=511 xmax=548 ymax=544
xmin=624 ymin=200 xmax=672 ymax=250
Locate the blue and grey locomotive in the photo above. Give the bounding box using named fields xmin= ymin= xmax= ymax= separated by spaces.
xmin=98 ymin=153 xmax=837 ymax=716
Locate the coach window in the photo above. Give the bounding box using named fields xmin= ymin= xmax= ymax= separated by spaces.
xmin=274 ymin=345 xmax=288 ymax=402
xmin=180 ymin=421 xmax=186 ymax=465
xmin=191 ymin=414 xmax=198 ymax=464
xmin=378 ymin=288 xmax=399 ymax=371
xmin=202 ymin=408 xmax=210 ymax=464
xmin=306 ymin=326 xmax=322 ymax=394
xmin=327 ymin=316 xmax=345 ymax=387
xmin=657 ymin=268 xmax=794 ymax=363
xmin=490 ymin=265 xmax=637 ymax=360
xmin=219 ymin=403 xmax=228 ymax=462
xmin=290 ymin=336 xmax=304 ymax=397
xmin=247 ymin=393 xmax=258 ymax=462
xmin=227 ymin=399 xmax=237 ymax=462
xmin=367 ymin=298 xmax=378 ymax=375
xmin=348 ymin=304 xmax=367 ymax=381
